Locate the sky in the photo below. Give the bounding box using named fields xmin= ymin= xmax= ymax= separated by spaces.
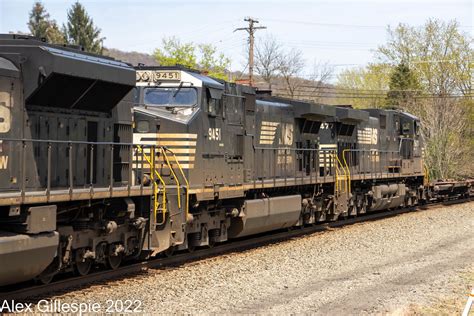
xmin=0 ymin=0 xmax=472 ymax=81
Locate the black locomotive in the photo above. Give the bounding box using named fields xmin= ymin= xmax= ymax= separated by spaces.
xmin=0 ymin=35 xmax=469 ymax=286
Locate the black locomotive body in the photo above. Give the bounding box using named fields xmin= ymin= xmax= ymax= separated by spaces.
xmin=0 ymin=35 xmax=146 ymax=285
xmin=132 ymin=66 xmax=426 ymax=247
xmin=0 ymin=38 xmax=468 ymax=287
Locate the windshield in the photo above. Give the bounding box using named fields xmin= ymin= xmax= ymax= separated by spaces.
xmin=144 ymin=87 xmax=197 ymax=107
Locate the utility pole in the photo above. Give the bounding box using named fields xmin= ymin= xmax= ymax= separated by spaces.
xmin=234 ymin=17 xmax=266 ymax=86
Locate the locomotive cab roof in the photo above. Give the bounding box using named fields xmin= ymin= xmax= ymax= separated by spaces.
xmin=135 ymin=66 xmax=224 ymax=90
xmin=364 ymin=108 xmax=420 ymax=122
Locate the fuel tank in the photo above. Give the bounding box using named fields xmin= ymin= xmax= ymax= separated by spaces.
xmin=228 ymin=195 xmax=302 ymax=238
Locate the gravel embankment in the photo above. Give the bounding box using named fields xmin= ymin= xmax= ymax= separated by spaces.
xmin=42 ymin=202 xmax=474 ymax=314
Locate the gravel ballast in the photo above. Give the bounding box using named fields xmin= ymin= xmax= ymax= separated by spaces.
xmin=46 ymin=202 xmax=474 ymax=314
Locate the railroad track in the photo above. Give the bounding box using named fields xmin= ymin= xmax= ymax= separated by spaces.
xmin=1 ymin=197 xmax=470 ymax=302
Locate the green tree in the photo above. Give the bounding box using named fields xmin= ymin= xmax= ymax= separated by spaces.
xmin=153 ymin=37 xmax=230 ymax=80
xmin=64 ymin=2 xmax=104 ymax=54
xmin=28 ymin=2 xmax=49 ymax=38
xmin=199 ymin=44 xmax=230 ymax=80
xmin=387 ymin=62 xmax=421 ymax=108
xmin=154 ymin=37 xmax=197 ymax=69
xmin=27 ymin=2 xmax=65 ymax=44
xmin=377 ymin=19 xmax=473 ymax=179
xmin=336 ymin=63 xmax=392 ymax=109
xmin=45 ymin=22 xmax=65 ymax=44
xmin=378 ymin=19 xmax=472 ymax=97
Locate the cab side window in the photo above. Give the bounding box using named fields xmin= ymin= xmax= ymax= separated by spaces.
xmin=402 ymin=122 xmax=411 ymax=134
xmin=208 ymin=98 xmax=221 ymax=117
xmin=206 ymin=88 xmax=223 ymax=117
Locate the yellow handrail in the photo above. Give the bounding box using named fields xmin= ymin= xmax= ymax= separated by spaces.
xmin=136 ymin=146 xmax=167 ymax=223
xmin=164 ymin=147 xmax=190 ymax=220
xmin=331 ymin=152 xmax=340 ymax=193
xmin=335 ymin=154 xmax=346 ymax=193
xmin=342 ymin=149 xmax=352 ymax=193
xmin=160 ymin=148 xmax=181 ymax=208
xmin=332 ymin=152 xmax=349 ymax=195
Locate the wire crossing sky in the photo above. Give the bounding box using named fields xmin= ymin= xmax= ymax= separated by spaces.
xmin=1 ymin=0 xmax=472 ymax=78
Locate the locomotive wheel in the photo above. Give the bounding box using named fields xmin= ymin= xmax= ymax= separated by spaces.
xmin=208 ymin=239 xmax=216 ymax=248
xmin=107 ymin=245 xmax=123 ymax=269
xmin=187 ymin=244 xmax=196 ymax=253
xmin=35 ymin=272 xmax=55 ymax=285
xmin=39 ymin=274 xmax=54 ymax=285
xmin=164 ymin=246 xmax=175 ymax=258
xmin=74 ymin=249 xmax=92 ymax=276
xmin=107 ymin=254 xmax=122 ymax=270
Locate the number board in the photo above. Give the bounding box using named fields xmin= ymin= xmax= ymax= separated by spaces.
xmin=136 ymin=70 xmax=181 ymax=82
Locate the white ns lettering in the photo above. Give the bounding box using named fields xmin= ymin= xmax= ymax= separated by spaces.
xmin=0 ymin=92 xmax=12 ymax=133
xmin=0 ymin=156 xmax=8 ymax=169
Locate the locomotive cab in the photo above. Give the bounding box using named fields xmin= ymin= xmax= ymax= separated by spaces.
xmin=133 ymin=67 xmax=225 ymax=183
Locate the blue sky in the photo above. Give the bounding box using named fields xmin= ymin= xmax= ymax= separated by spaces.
xmin=1 ymin=0 xmax=472 ymax=80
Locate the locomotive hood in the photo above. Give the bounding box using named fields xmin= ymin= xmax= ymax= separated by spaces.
xmin=0 ymin=34 xmax=136 ymax=112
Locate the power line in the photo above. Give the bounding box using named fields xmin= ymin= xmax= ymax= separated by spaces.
xmin=271 ymin=91 xmax=472 ymax=99
xmin=278 ymin=85 xmax=473 ymax=96
xmin=270 ymin=86 xmax=472 ymax=98
xmin=265 ymin=18 xmax=473 ymax=29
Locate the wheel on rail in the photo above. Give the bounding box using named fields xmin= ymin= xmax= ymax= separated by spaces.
xmin=107 ymin=254 xmax=122 ymax=270
xmin=105 ymin=244 xmax=125 ymax=270
xmin=164 ymin=246 xmax=175 ymax=258
xmin=208 ymin=239 xmax=216 ymax=248
xmin=74 ymin=248 xmax=93 ymax=276
xmin=34 ymin=272 xmax=55 ymax=285
xmin=187 ymin=244 xmax=196 ymax=253
xmin=187 ymin=233 xmax=200 ymax=252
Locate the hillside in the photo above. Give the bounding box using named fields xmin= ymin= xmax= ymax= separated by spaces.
xmin=103 ymin=48 xmax=158 ymax=66
xmin=103 ymin=48 xmax=339 ymax=105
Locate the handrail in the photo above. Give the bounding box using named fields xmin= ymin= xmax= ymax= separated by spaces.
xmin=336 ymin=154 xmax=346 ymax=193
xmin=342 ymin=149 xmax=352 ymax=193
xmin=332 ymin=152 xmax=349 ymax=195
xmin=136 ymin=146 xmax=167 ymax=224
xmin=0 ymin=137 xmax=135 ymax=146
xmin=163 ymin=147 xmax=190 ymax=221
xmin=334 ymin=154 xmax=340 ymax=193
xmin=160 ymin=148 xmax=181 ymax=209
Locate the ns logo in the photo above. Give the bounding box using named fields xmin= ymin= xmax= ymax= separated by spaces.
xmin=0 ymin=91 xmax=11 ymax=170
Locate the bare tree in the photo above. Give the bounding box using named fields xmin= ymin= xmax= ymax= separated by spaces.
xmin=279 ymin=48 xmax=305 ymax=98
xmin=254 ymin=35 xmax=283 ymax=89
xmin=308 ymin=60 xmax=334 ymax=101
xmin=414 ymin=97 xmax=469 ymax=179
